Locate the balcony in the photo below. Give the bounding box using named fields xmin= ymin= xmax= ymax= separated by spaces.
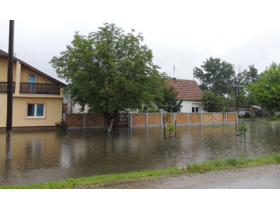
xmin=20 ymin=83 xmax=61 ymax=95
xmin=0 ymin=82 xmax=15 ymax=93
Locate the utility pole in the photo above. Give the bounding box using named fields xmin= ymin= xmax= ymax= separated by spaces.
xmin=235 ymin=78 xmax=238 ymax=113
xmin=6 ymin=20 xmax=14 ymax=160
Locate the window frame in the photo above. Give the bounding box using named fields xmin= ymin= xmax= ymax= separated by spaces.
xmin=26 ymin=103 xmax=45 ymax=118
xmin=28 ymin=73 xmax=37 ymax=83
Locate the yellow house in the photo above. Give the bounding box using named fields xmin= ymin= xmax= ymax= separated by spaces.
xmin=0 ymin=49 xmax=66 ymax=130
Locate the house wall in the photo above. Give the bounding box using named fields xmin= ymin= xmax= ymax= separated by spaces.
xmin=181 ymin=101 xmax=192 ymax=112
xmin=20 ymin=66 xmax=55 ymax=84
xmin=0 ymin=58 xmax=16 ymax=82
xmin=0 ymin=96 xmax=63 ymax=127
xmin=180 ymin=101 xmax=206 ymax=113
xmin=71 ymin=104 xmax=90 ymax=113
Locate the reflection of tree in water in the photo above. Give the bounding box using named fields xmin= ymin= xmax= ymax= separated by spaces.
xmin=110 ymin=128 xmax=130 ymax=138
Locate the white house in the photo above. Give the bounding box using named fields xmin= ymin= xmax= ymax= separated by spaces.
xmin=167 ymin=78 xmax=204 ymax=113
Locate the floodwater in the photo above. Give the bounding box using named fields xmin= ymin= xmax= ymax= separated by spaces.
xmin=1 ymin=122 xmax=280 ymax=186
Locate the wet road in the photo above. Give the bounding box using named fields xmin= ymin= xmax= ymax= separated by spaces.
xmin=85 ymin=164 xmax=280 ymax=189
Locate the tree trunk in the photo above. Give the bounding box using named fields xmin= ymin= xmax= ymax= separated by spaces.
xmin=107 ymin=118 xmax=115 ymax=133
xmin=103 ymin=111 xmax=118 ymax=133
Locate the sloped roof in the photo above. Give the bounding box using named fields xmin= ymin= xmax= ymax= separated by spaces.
xmin=167 ymin=78 xmax=202 ymax=100
xmin=0 ymin=49 xmax=66 ymax=87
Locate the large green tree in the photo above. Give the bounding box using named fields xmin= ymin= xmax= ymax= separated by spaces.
xmin=50 ymin=23 xmax=167 ymax=132
xmin=248 ymin=62 xmax=280 ymax=111
xmin=194 ymin=57 xmax=235 ymax=95
xmin=155 ymin=85 xmax=183 ymax=112
xmin=201 ymin=90 xmax=226 ymax=112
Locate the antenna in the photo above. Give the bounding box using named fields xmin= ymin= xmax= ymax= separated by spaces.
xmin=173 ymin=65 xmax=175 ymax=78
xmin=193 ymin=68 xmax=194 ymax=80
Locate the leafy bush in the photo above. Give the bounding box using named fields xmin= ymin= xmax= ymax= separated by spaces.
xmin=269 ymin=109 xmax=276 ymax=116
xmin=55 ymin=119 xmax=68 ymax=132
xmin=276 ymin=113 xmax=280 ymax=120
xmin=237 ymin=122 xmax=249 ymax=133
xmin=148 ymin=107 xmax=160 ymax=113
xmin=249 ymin=112 xmax=255 ymax=121
xmin=166 ymin=123 xmax=176 ymax=132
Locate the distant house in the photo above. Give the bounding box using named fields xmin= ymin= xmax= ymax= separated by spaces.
xmin=63 ymin=78 xmax=204 ymax=114
xmin=0 ymin=49 xmax=67 ymax=130
xmin=167 ymin=78 xmax=204 ymax=113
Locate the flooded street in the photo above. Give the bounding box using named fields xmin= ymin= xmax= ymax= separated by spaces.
xmin=1 ymin=122 xmax=280 ymax=186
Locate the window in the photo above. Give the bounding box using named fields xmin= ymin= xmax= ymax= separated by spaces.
xmin=192 ymin=107 xmax=198 ymax=113
xmin=27 ymin=103 xmax=45 ymax=118
xmin=28 ymin=74 xmax=37 ymax=83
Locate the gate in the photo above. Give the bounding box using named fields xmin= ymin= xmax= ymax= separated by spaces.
xmin=107 ymin=113 xmax=129 ymax=128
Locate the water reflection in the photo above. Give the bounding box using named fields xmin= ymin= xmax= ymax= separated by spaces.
xmin=1 ymin=122 xmax=280 ymax=186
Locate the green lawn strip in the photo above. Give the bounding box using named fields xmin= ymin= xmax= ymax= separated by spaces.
xmin=1 ymin=153 xmax=280 ymax=189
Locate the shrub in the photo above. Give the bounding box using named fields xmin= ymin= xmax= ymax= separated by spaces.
xmin=166 ymin=123 xmax=176 ymax=132
xmin=249 ymin=112 xmax=255 ymax=121
xmin=269 ymin=109 xmax=276 ymax=116
xmin=237 ymin=122 xmax=249 ymax=133
xmin=55 ymin=119 xmax=68 ymax=132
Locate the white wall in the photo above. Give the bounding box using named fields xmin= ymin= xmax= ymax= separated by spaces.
xmin=180 ymin=101 xmax=206 ymax=113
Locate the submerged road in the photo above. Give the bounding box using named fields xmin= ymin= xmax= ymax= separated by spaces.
xmin=81 ymin=164 xmax=280 ymax=189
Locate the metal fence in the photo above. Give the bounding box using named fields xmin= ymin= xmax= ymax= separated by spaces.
xmin=0 ymin=82 xmax=15 ymax=93
xmin=20 ymin=83 xmax=60 ymax=95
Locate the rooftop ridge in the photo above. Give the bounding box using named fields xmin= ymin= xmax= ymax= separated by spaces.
xmin=0 ymin=49 xmax=66 ymax=87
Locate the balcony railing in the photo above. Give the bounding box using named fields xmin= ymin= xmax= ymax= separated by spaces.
xmin=0 ymin=82 xmax=15 ymax=93
xmin=20 ymin=83 xmax=61 ymax=95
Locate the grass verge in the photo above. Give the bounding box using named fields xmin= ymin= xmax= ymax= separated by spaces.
xmin=1 ymin=153 xmax=280 ymax=189
xmin=241 ymin=117 xmax=280 ymax=122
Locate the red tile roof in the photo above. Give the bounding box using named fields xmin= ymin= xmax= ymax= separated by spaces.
xmin=0 ymin=49 xmax=66 ymax=87
xmin=167 ymin=78 xmax=202 ymax=100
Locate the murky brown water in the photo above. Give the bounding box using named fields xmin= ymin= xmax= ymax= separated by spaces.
xmin=1 ymin=122 xmax=280 ymax=186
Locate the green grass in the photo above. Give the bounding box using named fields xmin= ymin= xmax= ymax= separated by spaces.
xmin=205 ymin=125 xmax=234 ymax=128
xmin=241 ymin=116 xmax=280 ymax=122
xmin=1 ymin=153 xmax=280 ymax=189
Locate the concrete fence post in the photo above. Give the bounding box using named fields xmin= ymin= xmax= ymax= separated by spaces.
xmin=213 ymin=113 xmax=215 ymax=125
xmin=129 ymin=113 xmax=133 ymax=127
xmin=187 ymin=113 xmax=189 ymax=125
xmin=201 ymin=113 xmax=203 ymax=125
xmin=62 ymin=113 xmax=66 ymax=121
xmin=146 ymin=113 xmax=148 ymax=126
xmin=83 ymin=114 xmax=86 ymax=129
xmin=226 ymin=113 xmax=228 ymax=125
xmin=160 ymin=112 xmax=163 ymax=126
xmin=174 ymin=113 xmax=176 ymax=124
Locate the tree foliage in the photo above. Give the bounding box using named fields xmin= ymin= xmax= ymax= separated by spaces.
xmin=248 ymin=62 xmax=280 ymax=111
xmin=194 ymin=57 xmax=235 ymax=95
xmin=155 ymin=85 xmax=183 ymax=112
xmin=50 ymin=23 xmax=167 ymax=132
xmin=201 ymin=90 xmax=226 ymax=112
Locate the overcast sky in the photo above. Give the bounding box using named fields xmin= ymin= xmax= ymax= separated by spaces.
xmin=1 ymin=0 xmax=280 ymax=84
